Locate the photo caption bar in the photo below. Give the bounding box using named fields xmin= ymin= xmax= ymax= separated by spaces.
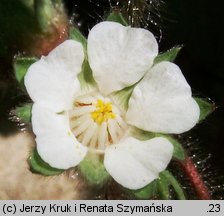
xmin=0 ymin=201 xmax=223 ymax=216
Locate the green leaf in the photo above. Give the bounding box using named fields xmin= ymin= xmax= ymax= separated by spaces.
xmin=159 ymin=171 xmax=186 ymax=200
xmin=194 ymin=97 xmax=215 ymax=122
xmin=130 ymin=180 xmax=158 ymax=199
xmin=29 ymin=148 xmax=64 ymax=176
xmin=78 ymin=59 xmax=97 ymax=91
xmin=78 ymin=154 xmax=110 ymax=186
xmin=130 ymin=128 xmax=186 ymax=161
xmin=14 ymin=57 xmax=37 ymax=86
xmin=106 ymin=11 xmax=128 ymax=26
xmin=69 ymin=27 xmax=87 ymax=56
xmin=111 ymin=84 xmax=135 ymax=110
xmin=15 ymin=103 xmax=32 ymax=123
xmin=154 ymin=46 xmax=182 ymax=65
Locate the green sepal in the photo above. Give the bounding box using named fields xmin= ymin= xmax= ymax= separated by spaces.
xmin=153 ymin=46 xmax=182 ymax=65
xmin=78 ymin=153 xmax=110 ymax=186
xmin=158 ymin=170 xmax=186 ymax=200
xmin=70 ymin=27 xmax=97 ymax=90
xmin=130 ymin=180 xmax=158 ymax=199
xmin=29 ymin=148 xmax=64 ymax=176
xmin=162 ymin=135 xmax=185 ymax=161
xmin=34 ymin=0 xmax=56 ymax=31
xmin=111 ymin=84 xmax=135 ymax=111
xmin=106 ymin=10 xmax=128 ymax=26
xmin=20 ymin=0 xmax=35 ymax=11
xmin=194 ymin=97 xmax=215 ymax=122
xmin=131 ymin=127 xmax=156 ymax=141
xmin=15 ymin=103 xmax=32 ymax=123
xmin=69 ymin=27 xmax=87 ymax=56
xmin=131 ymin=128 xmax=185 ymax=161
xmin=14 ymin=57 xmax=37 ymax=86
xmin=78 ymin=59 xmax=97 ymax=91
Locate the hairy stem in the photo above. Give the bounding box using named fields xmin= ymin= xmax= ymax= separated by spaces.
xmin=180 ymin=156 xmax=210 ymax=199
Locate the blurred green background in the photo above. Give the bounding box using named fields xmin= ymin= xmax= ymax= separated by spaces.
xmin=0 ymin=0 xmax=223 ymax=182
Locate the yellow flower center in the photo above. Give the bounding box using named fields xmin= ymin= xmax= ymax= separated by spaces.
xmin=91 ymin=99 xmax=116 ymax=124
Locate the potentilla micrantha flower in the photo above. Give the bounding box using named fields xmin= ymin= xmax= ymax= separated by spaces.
xmin=24 ymin=21 xmax=200 ymax=190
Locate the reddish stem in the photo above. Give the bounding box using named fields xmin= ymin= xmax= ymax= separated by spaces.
xmin=180 ymin=156 xmax=210 ymax=199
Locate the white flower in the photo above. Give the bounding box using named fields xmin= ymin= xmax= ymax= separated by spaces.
xmin=24 ymin=21 xmax=200 ymax=190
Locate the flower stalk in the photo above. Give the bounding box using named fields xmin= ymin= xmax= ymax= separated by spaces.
xmin=180 ymin=156 xmax=210 ymax=199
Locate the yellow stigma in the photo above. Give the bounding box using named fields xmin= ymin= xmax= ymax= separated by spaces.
xmin=91 ymin=99 xmax=116 ymax=124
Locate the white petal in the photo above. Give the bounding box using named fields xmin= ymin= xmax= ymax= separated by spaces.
xmin=104 ymin=137 xmax=173 ymax=190
xmin=32 ymin=104 xmax=87 ymax=169
xmin=25 ymin=40 xmax=84 ymax=112
xmin=88 ymin=21 xmax=158 ymax=94
xmin=126 ymin=61 xmax=200 ymax=134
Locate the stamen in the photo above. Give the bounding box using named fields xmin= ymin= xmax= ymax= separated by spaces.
xmin=108 ymin=119 xmax=119 ymax=143
xmin=70 ymin=114 xmax=90 ymax=129
xmin=69 ymin=93 xmax=128 ymax=153
xmin=89 ymin=127 xmax=99 ymax=149
xmin=98 ymin=122 xmax=108 ymax=150
xmin=81 ymin=122 xmax=98 ymax=146
xmin=73 ymin=119 xmax=93 ymax=136
xmin=75 ymin=96 xmax=95 ymax=104
xmin=71 ymin=105 xmax=95 ymax=116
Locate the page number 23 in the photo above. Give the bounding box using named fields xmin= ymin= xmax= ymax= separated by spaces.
xmin=207 ymin=204 xmax=221 ymax=212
